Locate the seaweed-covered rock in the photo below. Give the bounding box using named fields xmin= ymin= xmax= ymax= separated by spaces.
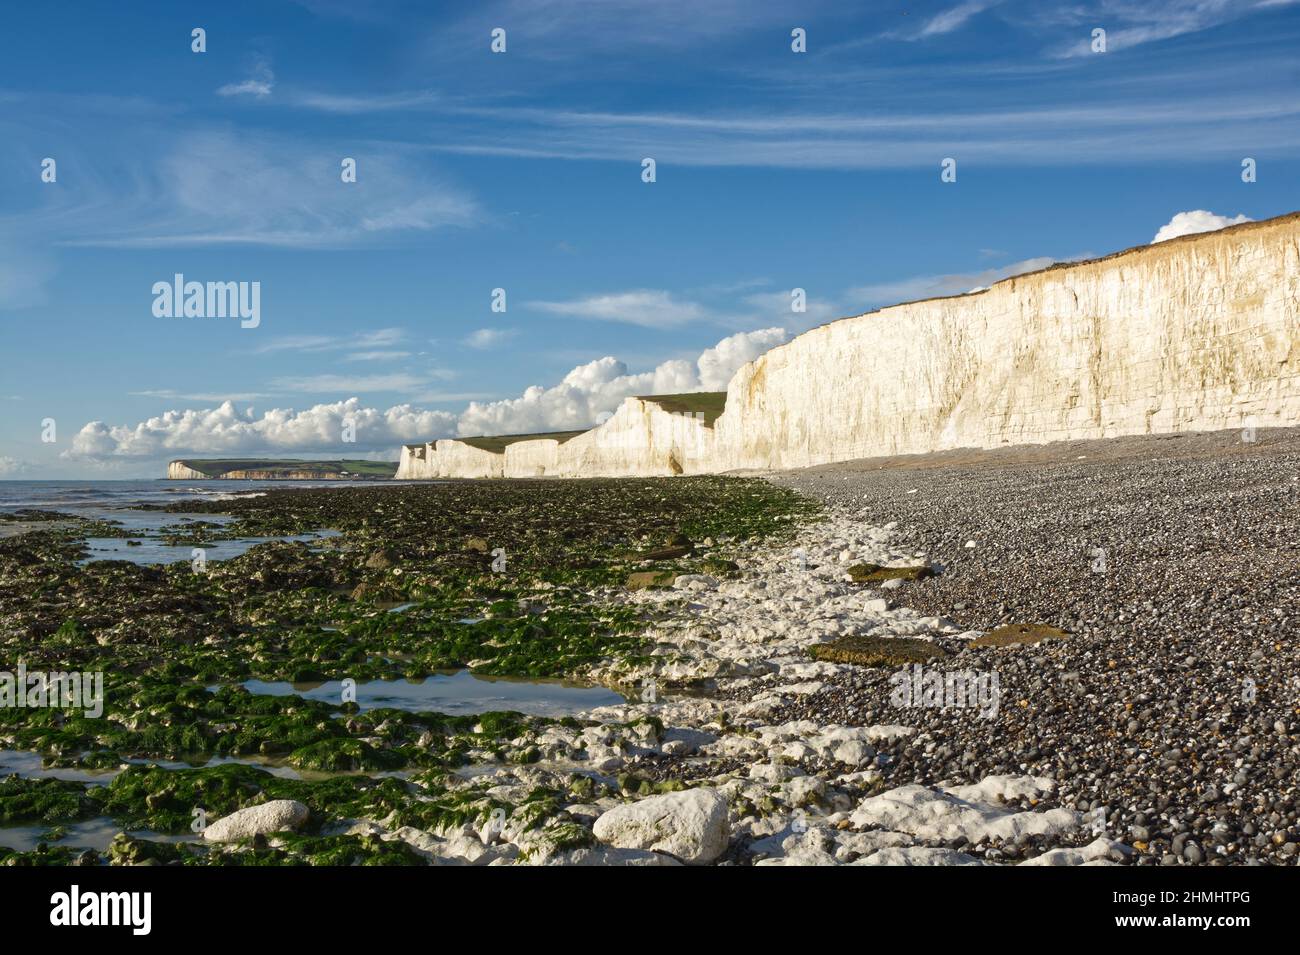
xmin=970 ymin=623 xmax=1069 ymax=647
xmin=625 ymin=570 xmax=677 ymax=590
xmin=847 ymin=563 xmax=934 ymax=583
xmin=810 ymin=634 xmax=945 ymax=667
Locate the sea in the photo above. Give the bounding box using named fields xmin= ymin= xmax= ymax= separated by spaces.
xmin=0 ymin=479 xmax=375 ymax=562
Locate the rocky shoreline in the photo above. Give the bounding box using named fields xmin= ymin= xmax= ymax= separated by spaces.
xmin=2 ymin=429 xmax=1296 ymax=865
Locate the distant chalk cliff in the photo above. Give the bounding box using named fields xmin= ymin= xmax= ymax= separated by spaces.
xmin=166 ymin=459 xmax=398 ymax=480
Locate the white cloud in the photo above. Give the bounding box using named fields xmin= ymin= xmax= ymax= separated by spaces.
xmin=252 ymin=328 xmax=408 ymax=356
xmin=60 ymin=328 xmax=785 ymax=458
xmin=66 ymin=399 xmax=456 ymax=458
xmin=1151 ymin=209 xmax=1252 ymax=243
xmin=293 ymin=90 xmax=441 ymax=113
xmin=61 ymin=132 xmax=478 ymax=249
xmin=268 ymin=372 xmax=451 ymax=394
xmin=696 ymin=327 xmax=788 ymax=389
xmin=456 ymin=327 xmax=787 ymax=435
xmin=432 ymin=0 xmax=792 ymax=58
xmin=217 ymin=57 xmax=275 ymax=98
xmin=1051 ymin=1 xmax=1299 ymax=57
xmin=129 ymin=389 xmax=275 ymax=402
xmin=0 ymin=456 xmax=31 ymax=477
xmin=344 ymin=350 xmax=412 ymax=362
xmin=463 ymin=328 xmax=516 ymax=349
xmin=529 ymin=289 xmax=713 ymax=329
xmin=420 ymin=91 xmax=1300 ymax=169
xmin=917 ymin=1 xmax=1002 ymax=38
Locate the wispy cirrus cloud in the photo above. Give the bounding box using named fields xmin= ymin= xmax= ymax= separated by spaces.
xmin=426 ymin=0 xmax=814 ymax=60
xmin=529 ymin=289 xmax=716 ymax=329
xmin=129 ymin=389 xmax=275 ymax=402
xmin=1047 ymin=0 xmax=1300 ymax=57
xmin=291 ymin=89 xmax=443 ymax=113
xmin=251 ymin=328 xmax=409 ymax=356
xmin=25 ymin=129 xmax=480 ymax=250
xmin=915 ymin=0 xmax=1004 ymax=38
xmin=268 ymin=371 xmax=453 ymax=394
xmin=408 ymin=93 xmax=1300 ymax=168
xmin=345 ymin=350 xmax=413 ymax=362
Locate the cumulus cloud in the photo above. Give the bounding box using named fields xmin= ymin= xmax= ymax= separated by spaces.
xmin=1151 ymin=210 xmax=1252 ymax=243
xmin=64 ymin=329 xmax=789 ymax=459
xmin=0 ymin=456 xmax=32 ymax=477
xmin=456 ymin=327 xmax=786 ymax=435
xmin=65 ymin=399 xmax=456 ymax=458
xmin=696 ymin=327 xmax=788 ymax=389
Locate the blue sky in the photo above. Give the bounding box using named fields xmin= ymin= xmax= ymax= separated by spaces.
xmin=2 ymin=0 xmax=1298 ymax=478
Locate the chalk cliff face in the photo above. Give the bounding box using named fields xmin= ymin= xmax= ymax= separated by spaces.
xmin=712 ymin=215 xmax=1299 ymax=470
xmin=397 ymin=398 xmax=715 ymax=479
xmin=402 ymin=214 xmax=1298 ymax=480
xmin=167 ymin=461 xmax=212 ymax=480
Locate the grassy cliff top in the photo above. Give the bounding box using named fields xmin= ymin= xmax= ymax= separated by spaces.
xmin=637 ymin=392 xmax=727 ymax=425
xmin=174 ymin=459 xmax=398 ymax=478
xmin=458 ymin=431 xmax=587 ymax=454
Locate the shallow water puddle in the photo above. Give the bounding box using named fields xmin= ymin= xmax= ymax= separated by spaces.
xmin=0 ymin=749 xmax=119 ymax=784
xmin=0 ymin=817 xmax=197 ymax=853
xmin=2 ymin=749 xmax=303 ymax=783
xmin=79 ymin=527 xmax=341 ymax=565
xmin=232 ymin=669 xmax=625 ymax=717
xmin=1 ymin=749 xmax=412 ymax=791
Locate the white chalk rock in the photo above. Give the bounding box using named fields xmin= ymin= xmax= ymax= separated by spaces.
xmin=203 ymin=799 xmax=309 ymax=843
xmin=849 ymin=776 xmax=1078 ymax=844
xmin=592 ymin=788 xmax=730 ymax=864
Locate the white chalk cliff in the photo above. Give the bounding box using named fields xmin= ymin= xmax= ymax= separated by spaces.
xmin=167 ymin=461 xmax=212 ymax=480
xmin=398 ymin=213 xmax=1299 ymax=480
